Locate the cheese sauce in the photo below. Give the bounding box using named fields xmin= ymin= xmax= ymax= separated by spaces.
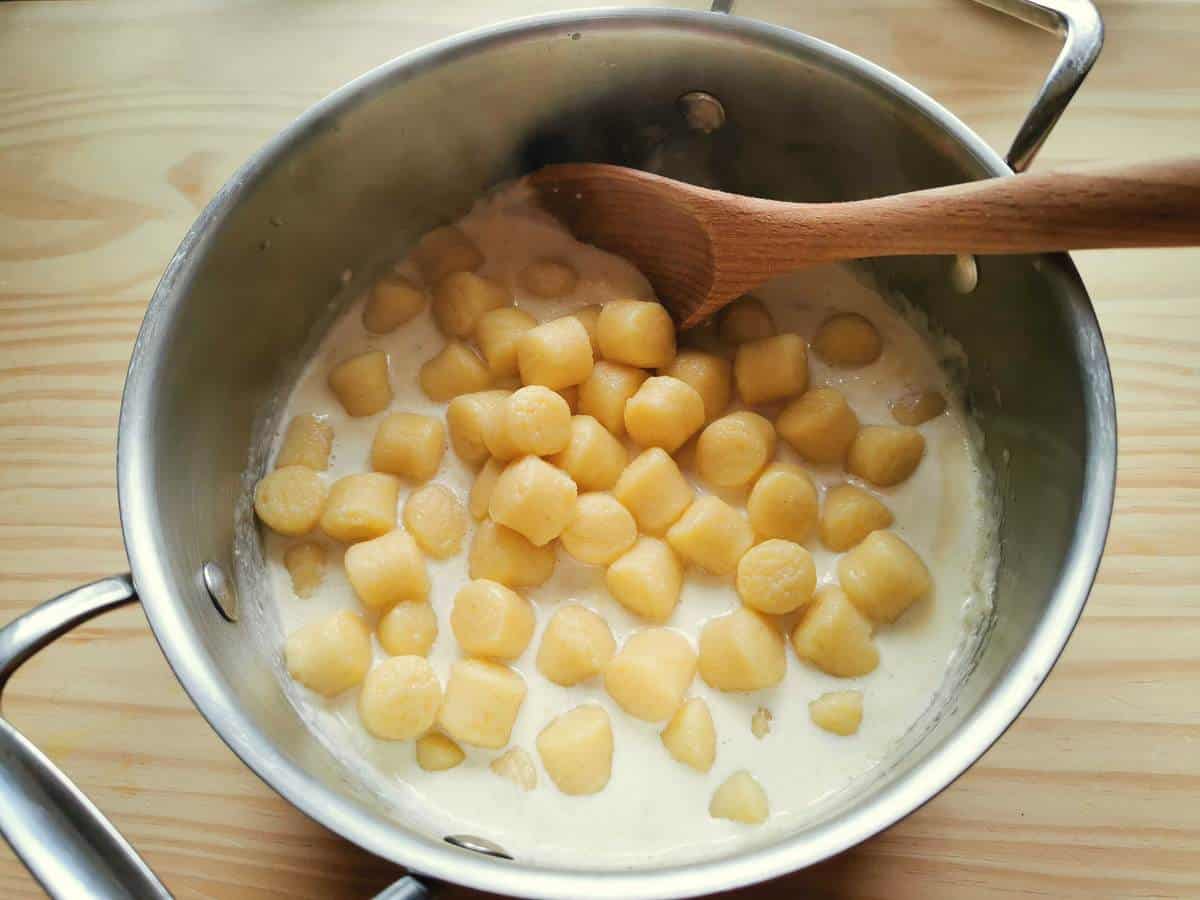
xmin=259 ymin=184 xmax=997 ymax=868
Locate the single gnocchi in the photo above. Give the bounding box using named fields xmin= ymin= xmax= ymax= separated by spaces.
xmin=776 ymin=387 xmax=859 ymax=465
xmin=320 ymin=472 xmax=399 ymax=543
xmin=560 ymin=492 xmax=638 ymax=566
xmin=418 ymin=341 xmax=491 ymax=402
xmin=363 ymin=273 xmax=426 ymax=334
xmin=578 ymin=360 xmax=648 ymax=437
xmin=450 ymin=579 xmax=535 ymax=661
xmin=734 ymin=333 xmax=808 ymax=405
xmin=371 ymin=412 xmax=445 ymax=482
xmin=661 ymin=697 xmax=716 ymax=773
xmin=328 ymin=350 xmax=393 ymax=417
xmin=551 ymin=415 xmax=627 ymax=491
xmin=537 ymin=705 xmax=614 ymax=795
xmin=475 ymin=306 xmax=537 ymax=377
xmin=358 ymin=656 xmax=442 ymax=741
xmin=846 ymin=425 xmax=926 ymax=487
xmin=488 ymin=455 xmax=578 ymax=546
xmin=284 ymin=542 xmax=325 ymax=597
xmin=695 ymin=411 xmax=777 ymax=488
xmin=819 ymin=484 xmax=893 ymax=551
xmin=809 ymin=690 xmax=863 ymax=735
xmin=403 ymin=483 xmax=467 ymax=559
xmin=438 ymin=659 xmax=527 ymax=749
xmin=747 ymin=463 xmax=819 ymax=544
xmin=612 ymin=448 xmax=693 ymax=535
xmin=606 ymin=536 xmax=684 ymax=623
xmin=791 ymin=585 xmax=879 ymax=677
xmin=666 ymin=495 xmax=755 ymax=577
xmin=432 ymin=271 xmax=511 ymax=338
xmin=377 ymin=601 xmax=439 ymax=657
xmin=709 ymin=771 xmax=768 ymax=825
xmin=285 ymin=611 xmax=372 ymax=697
xmin=718 ymin=296 xmax=775 ymax=344
xmin=736 ymin=539 xmax=817 ymax=615
xmin=446 ymin=390 xmax=510 ymax=467
xmin=520 ymin=259 xmax=579 ymax=298
xmin=661 ymin=351 xmax=732 ymax=422
xmin=596 ymin=300 xmax=676 ymax=368
xmin=604 ymin=628 xmax=696 ymax=722
xmin=623 ymin=376 xmax=705 ymax=453
xmin=517 ymin=315 xmax=594 ymax=390
xmin=276 ymin=414 xmax=333 ymax=471
xmin=416 ymin=733 xmax=465 ymax=771
xmin=491 ymin=747 xmax=538 ymax=790
xmin=698 ymin=608 xmax=786 ymax=692
xmin=344 ymin=528 xmax=429 ymax=612
xmin=411 ymin=225 xmax=483 ymax=284
xmin=837 ymin=530 xmax=931 ymax=623
xmin=488 ymin=385 xmax=572 ymax=460
xmin=255 ymin=466 xmax=326 ymax=537
xmin=891 ymin=388 xmax=947 ymax=426
xmin=537 ymin=605 xmax=616 ymax=686
xmin=813 ymin=313 xmax=882 ymax=367
xmin=468 ymin=519 xmax=556 ymax=589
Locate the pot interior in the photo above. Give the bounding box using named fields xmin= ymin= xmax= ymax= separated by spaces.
xmin=121 ymin=10 xmax=1113 ymax=894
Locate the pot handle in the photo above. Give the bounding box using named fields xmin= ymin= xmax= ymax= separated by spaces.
xmin=712 ymin=0 xmax=1103 ymax=173
xmin=0 ymin=575 xmax=172 ymax=899
xmin=969 ymin=0 xmax=1103 ymax=172
xmin=374 ymin=875 xmax=435 ymax=899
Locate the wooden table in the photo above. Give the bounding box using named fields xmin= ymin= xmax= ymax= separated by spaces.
xmin=1 ymin=1 xmax=1197 ymax=896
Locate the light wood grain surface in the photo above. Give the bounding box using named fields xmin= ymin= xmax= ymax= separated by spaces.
xmin=1 ymin=1 xmax=1197 ymax=897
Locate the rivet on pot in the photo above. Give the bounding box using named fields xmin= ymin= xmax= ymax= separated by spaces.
xmin=202 ymin=561 xmax=238 ymax=622
xmin=950 ymin=253 xmax=978 ymax=294
xmin=444 ymin=834 xmax=513 ymax=860
xmin=678 ymin=91 xmax=726 ymax=134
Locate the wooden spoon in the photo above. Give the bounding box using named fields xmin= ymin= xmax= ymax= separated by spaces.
xmin=528 ymin=158 xmax=1200 ymax=328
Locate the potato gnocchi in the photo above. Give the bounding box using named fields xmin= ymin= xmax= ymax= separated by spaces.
xmin=258 ymin=184 xmax=997 ymax=868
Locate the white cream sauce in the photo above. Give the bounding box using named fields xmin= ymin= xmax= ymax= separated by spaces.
xmin=261 ymin=185 xmax=997 ymax=869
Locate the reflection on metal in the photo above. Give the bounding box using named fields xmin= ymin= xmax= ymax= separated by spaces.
xmin=445 ymin=834 xmax=514 ymax=860
xmin=202 ymin=560 xmax=238 ymax=622
xmin=372 ymin=875 xmax=433 ymax=899
xmin=678 ymin=91 xmax=727 ymax=134
xmin=0 ymin=577 xmax=170 ymax=898
xmin=951 ymin=254 xmax=980 ymax=294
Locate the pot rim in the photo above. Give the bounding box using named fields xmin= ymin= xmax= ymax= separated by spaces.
xmin=117 ymin=7 xmax=1116 ymax=898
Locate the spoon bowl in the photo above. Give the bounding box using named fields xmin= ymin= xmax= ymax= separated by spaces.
xmin=529 ymin=159 xmax=1200 ymax=327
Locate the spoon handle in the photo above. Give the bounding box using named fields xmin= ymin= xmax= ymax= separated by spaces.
xmin=760 ymin=157 xmax=1200 ymax=261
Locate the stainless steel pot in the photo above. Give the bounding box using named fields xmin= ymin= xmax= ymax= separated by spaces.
xmin=0 ymin=2 xmax=1115 ymax=898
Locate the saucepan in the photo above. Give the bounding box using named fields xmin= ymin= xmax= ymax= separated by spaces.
xmin=0 ymin=1 xmax=1115 ymax=897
